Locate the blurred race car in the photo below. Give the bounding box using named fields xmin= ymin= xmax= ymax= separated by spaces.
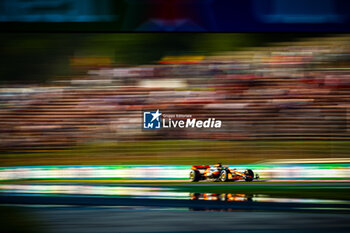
xmin=189 ymin=163 xmax=259 ymax=182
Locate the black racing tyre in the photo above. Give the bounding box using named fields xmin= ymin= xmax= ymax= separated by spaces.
xmin=220 ymin=170 xmax=228 ymax=182
xmin=220 ymin=193 xmax=227 ymax=201
xmin=244 ymin=169 xmax=254 ymax=182
xmin=190 ymin=170 xmax=200 ymax=182
xmin=190 ymin=193 xmax=200 ymax=200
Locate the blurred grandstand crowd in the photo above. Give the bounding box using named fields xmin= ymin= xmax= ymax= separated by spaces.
xmin=1 ymin=35 xmax=350 ymax=151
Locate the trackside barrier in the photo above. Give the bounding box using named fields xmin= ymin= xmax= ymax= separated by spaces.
xmin=0 ymin=164 xmax=349 ymax=181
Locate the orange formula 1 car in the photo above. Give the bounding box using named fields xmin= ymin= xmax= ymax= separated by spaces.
xmin=189 ymin=163 xmax=259 ymax=182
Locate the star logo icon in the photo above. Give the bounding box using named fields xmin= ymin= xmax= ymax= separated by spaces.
xmin=151 ymin=109 xmax=162 ymax=122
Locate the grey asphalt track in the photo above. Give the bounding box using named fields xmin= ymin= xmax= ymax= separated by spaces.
xmin=1 ymin=181 xmax=350 ymax=233
xmin=1 ymin=194 xmax=350 ymax=212
xmin=8 ymin=205 xmax=350 ymax=233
